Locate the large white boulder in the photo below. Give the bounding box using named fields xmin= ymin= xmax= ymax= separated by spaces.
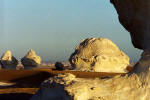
xmin=21 ymin=49 xmax=41 ymax=69
xmin=69 ymin=38 xmax=129 ymax=73
xmin=0 ymin=50 xmax=18 ymax=69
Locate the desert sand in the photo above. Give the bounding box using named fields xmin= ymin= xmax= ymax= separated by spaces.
xmin=0 ymin=66 xmax=133 ymax=100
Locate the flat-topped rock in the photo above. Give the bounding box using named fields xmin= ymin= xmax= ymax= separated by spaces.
xmin=21 ymin=49 xmax=41 ymax=68
xmin=0 ymin=50 xmax=18 ymax=69
xmin=69 ymin=38 xmax=129 ymax=73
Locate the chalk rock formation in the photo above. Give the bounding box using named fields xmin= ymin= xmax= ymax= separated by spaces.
xmin=31 ymin=54 xmax=150 ymax=100
xmin=110 ymin=0 xmax=150 ymax=50
xmin=0 ymin=50 xmax=18 ymax=69
xmin=21 ymin=49 xmax=41 ymax=68
xmin=69 ymin=38 xmax=129 ymax=73
xmin=31 ymin=1 xmax=150 ymax=100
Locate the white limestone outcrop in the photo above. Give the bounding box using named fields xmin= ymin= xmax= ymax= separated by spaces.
xmin=0 ymin=50 xmax=18 ymax=69
xmin=69 ymin=38 xmax=129 ymax=73
xmin=31 ymin=53 xmax=150 ymax=100
xmin=21 ymin=49 xmax=41 ymax=69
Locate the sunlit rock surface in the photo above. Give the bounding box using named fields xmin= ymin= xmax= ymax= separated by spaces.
xmin=31 ymin=73 xmax=74 ymax=100
xmin=69 ymin=38 xmax=129 ymax=73
xmin=110 ymin=0 xmax=150 ymax=50
xmin=31 ymin=1 xmax=150 ymax=100
xmin=31 ymin=55 xmax=150 ymax=100
xmin=0 ymin=50 xmax=18 ymax=69
xmin=21 ymin=49 xmax=41 ymax=69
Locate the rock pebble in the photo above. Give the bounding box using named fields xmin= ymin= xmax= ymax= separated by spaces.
xmin=54 ymin=62 xmax=65 ymax=70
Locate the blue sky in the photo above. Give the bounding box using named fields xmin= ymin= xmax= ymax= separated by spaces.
xmin=0 ymin=0 xmax=142 ymax=62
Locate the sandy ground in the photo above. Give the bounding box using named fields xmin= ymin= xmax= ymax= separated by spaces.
xmin=0 ymin=88 xmax=38 ymax=100
xmin=0 ymin=66 xmax=133 ymax=100
xmin=0 ymin=68 xmax=52 ymax=100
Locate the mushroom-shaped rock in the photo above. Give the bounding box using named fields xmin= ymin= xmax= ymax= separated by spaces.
xmin=21 ymin=49 xmax=41 ymax=68
xmin=0 ymin=50 xmax=18 ymax=69
xmin=69 ymin=38 xmax=129 ymax=73
xmin=110 ymin=0 xmax=150 ymax=50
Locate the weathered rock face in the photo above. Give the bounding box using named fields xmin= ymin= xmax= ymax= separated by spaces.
xmin=21 ymin=49 xmax=41 ymax=68
xmin=31 ymin=1 xmax=150 ymax=100
xmin=69 ymin=38 xmax=129 ymax=73
xmin=110 ymin=0 xmax=150 ymax=50
xmin=31 ymin=54 xmax=150 ymax=100
xmin=31 ymin=74 xmax=74 ymax=100
xmin=0 ymin=50 xmax=18 ymax=69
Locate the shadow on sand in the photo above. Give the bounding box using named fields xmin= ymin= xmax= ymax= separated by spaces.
xmin=0 ymin=93 xmax=33 ymax=100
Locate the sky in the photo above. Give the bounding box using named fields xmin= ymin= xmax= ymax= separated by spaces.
xmin=0 ymin=0 xmax=142 ymax=62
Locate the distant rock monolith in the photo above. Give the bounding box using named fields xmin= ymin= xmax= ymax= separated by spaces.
xmin=69 ymin=38 xmax=129 ymax=73
xmin=0 ymin=50 xmax=18 ymax=69
xmin=21 ymin=49 xmax=41 ymax=69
